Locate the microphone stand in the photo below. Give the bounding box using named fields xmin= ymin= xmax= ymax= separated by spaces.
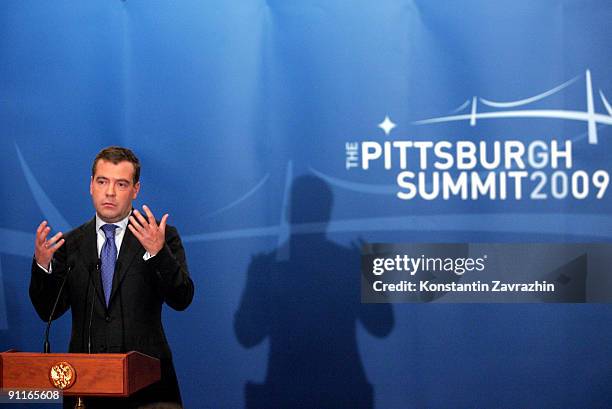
xmin=43 ymin=265 xmax=72 ymax=353
xmin=87 ymin=260 xmax=100 ymax=354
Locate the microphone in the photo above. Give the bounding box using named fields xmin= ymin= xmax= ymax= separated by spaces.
xmin=43 ymin=264 xmax=72 ymax=353
xmin=87 ymin=259 xmax=101 ymax=354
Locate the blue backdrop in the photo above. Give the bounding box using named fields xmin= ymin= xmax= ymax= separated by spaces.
xmin=1 ymin=1 xmax=611 ymax=408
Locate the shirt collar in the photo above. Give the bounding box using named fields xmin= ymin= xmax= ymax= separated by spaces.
xmin=95 ymin=212 xmax=130 ymax=234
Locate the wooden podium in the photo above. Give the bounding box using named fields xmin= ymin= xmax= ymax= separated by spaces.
xmin=0 ymin=350 xmax=160 ymax=407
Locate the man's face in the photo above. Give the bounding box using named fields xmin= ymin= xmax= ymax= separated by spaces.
xmin=90 ymin=159 xmax=140 ymax=223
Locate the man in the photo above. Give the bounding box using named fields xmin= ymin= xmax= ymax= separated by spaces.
xmin=29 ymin=146 xmax=194 ymax=409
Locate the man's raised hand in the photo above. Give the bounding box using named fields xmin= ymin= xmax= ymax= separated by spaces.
xmin=34 ymin=221 xmax=64 ymax=270
xmin=128 ymin=205 xmax=168 ymax=257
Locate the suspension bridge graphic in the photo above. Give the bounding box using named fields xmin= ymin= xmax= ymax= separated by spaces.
xmin=413 ymin=70 xmax=612 ymax=145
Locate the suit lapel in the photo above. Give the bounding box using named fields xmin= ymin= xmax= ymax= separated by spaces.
xmin=108 ymin=221 xmax=143 ymax=307
xmin=78 ymin=218 xmax=106 ymax=309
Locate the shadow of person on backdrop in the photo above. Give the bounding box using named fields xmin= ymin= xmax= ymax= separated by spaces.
xmin=234 ymin=175 xmax=394 ymax=409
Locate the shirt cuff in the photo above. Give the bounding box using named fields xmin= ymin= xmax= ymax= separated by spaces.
xmin=143 ymin=251 xmax=156 ymax=261
xmin=36 ymin=261 xmax=52 ymax=274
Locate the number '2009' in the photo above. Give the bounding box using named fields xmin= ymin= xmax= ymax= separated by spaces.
xmin=530 ymin=170 xmax=609 ymax=199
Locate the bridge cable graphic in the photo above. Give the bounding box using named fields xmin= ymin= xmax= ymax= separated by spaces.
xmin=413 ymin=70 xmax=612 ymax=145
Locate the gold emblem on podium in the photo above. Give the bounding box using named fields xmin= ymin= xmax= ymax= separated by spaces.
xmin=49 ymin=361 xmax=76 ymax=389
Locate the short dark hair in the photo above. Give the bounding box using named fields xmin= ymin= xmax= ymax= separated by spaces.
xmin=92 ymin=146 xmax=141 ymax=184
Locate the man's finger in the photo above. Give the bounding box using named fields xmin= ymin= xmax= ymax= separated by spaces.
xmin=159 ymin=214 xmax=169 ymax=231
xmin=36 ymin=221 xmax=47 ymax=236
xmin=39 ymin=226 xmax=52 ymax=244
xmin=133 ymin=209 xmax=149 ymax=227
xmin=50 ymin=238 xmax=65 ymax=252
xmin=47 ymin=232 xmax=63 ymax=246
xmin=142 ymin=205 xmax=157 ymax=227
xmin=128 ymin=224 xmax=144 ymax=240
xmin=129 ymin=215 xmax=144 ymax=232
xmin=36 ymin=224 xmax=50 ymax=244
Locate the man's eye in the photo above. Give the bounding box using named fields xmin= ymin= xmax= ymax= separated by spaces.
xmin=118 ymin=182 xmax=128 ymax=189
xmin=97 ymin=180 xmax=106 ymax=185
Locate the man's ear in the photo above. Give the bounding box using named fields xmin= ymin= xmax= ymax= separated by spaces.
xmin=89 ymin=176 xmax=93 ymax=196
xmin=133 ymin=181 xmax=140 ymax=199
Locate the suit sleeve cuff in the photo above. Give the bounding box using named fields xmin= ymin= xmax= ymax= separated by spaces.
xmin=144 ymin=244 xmax=177 ymax=277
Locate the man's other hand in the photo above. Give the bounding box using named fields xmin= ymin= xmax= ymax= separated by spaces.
xmin=128 ymin=205 xmax=168 ymax=257
xmin=34 ymin=221 xmax=64 ymax=269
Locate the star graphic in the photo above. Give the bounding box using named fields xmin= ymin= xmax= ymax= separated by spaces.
xmin=378 ymin=115 xmax=396 ymax=135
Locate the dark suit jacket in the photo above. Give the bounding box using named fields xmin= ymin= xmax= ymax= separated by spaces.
xmin=29 ymin=216 xmax=194 ymax=408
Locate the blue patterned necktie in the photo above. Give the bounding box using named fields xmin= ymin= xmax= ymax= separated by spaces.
xmin=100 ymin=224 xmax=118 ymax=306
